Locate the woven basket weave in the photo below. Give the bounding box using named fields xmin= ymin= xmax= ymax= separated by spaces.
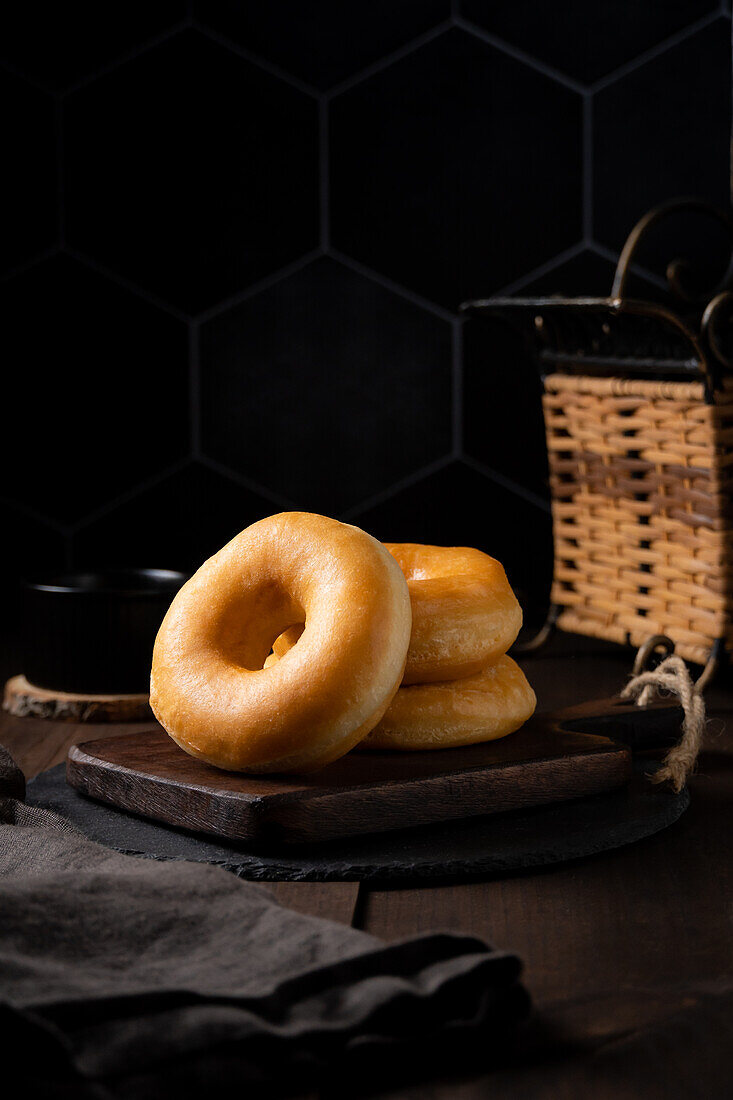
xmin=543 ymin=373 xmax=733 ymax=667
xmin=462 ymin=197 xmax=733 ymax=675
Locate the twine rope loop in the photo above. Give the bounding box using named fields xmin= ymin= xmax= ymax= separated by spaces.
xmin=621 ymin=653 xmax=705 ymax=792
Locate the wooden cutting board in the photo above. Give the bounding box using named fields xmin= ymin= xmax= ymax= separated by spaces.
xmin=66 ymin=696 xmax=681 ymax=846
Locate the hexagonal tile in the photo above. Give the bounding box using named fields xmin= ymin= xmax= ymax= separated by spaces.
xmin=331 ymin=28 xmax=582 ymax=310
xmin=200 ymin=257 xmax=452 ymax=513
xmin=593 ymin=21 xmax=731 ymax=259
xmin=194 ymin=0 xmax=449 ymax=89
xmin=459 ymin=0 xmax=718 ymax=85
xmin=64 ymin=29 xmax=318 ymax=313
xmin=520 ymin=249 xmax=628 ymax=297
xmin=1 ymin=2 xmax=184 ymax=90
xmin=3 ymin=255 xmax=189 ymax=523
xmin=505 ymin=247 xmax=665 ymax=299
xmin=73 ymin=463 xmax=274 ymax=572
xmin=3 ymin=70 xmax=56 ymax=275
xmin=349 ymin=460 xmax=553 ymax=619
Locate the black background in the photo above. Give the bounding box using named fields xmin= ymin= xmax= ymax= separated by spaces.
xmin=2 ymin=2 xmax=731 ymax=626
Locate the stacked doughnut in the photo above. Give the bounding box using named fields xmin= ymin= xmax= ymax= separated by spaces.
xmin=273 ymin=543 xmax=536 ymax=752
xmin=151 ymin=514 xmax=535 ymax=774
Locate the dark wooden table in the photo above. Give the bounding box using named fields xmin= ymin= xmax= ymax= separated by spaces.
xmin=3 ymin=633 xmax=732 ymax=1097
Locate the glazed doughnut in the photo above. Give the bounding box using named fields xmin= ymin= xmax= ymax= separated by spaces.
xmin=150 ymin=513 xmax=411 ymax=773
xmin=274 ymin=543 xmax=523 ymax=684
xmin=360 ymin=656 xmax=536 ymax=751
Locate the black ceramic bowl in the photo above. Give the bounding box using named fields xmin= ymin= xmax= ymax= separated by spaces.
xmin=22 ymin=569 xmax=188 ymax=695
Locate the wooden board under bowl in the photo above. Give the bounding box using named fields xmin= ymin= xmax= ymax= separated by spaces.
xmin=64 ymin=696 xmax=683 ymax=846
xmin=4 ymin=675 xmax=152 ymax=722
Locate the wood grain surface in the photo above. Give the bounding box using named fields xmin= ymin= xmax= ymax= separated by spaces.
xmin=3 ymin=674 xmax=152 ymax=721
xmin=65 ymin=711 xmax=634 ymax=844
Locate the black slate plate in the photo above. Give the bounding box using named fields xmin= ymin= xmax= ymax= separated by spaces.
xmin=27 ymin=762 xmax=688 ymax=882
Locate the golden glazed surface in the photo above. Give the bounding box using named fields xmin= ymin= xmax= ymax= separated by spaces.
xmin=150 ymin=513 xmax=412 ymax=773
xmin=274 ymin=543 xmax=522 ymax=684
xmin=360 ymin=655 xmax=536 ymax=751
xmin=385 ymin=544 xmax=523 ymax=683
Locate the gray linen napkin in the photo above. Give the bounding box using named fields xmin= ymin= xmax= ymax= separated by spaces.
xmin=0 ymin=745 xmax=529 ymax=1098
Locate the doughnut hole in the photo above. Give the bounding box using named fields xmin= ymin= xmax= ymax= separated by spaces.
xmin=211 ymin=579 xmax=305 ymax=672
xmin=272 ymin=622 xmax=305 ymax=662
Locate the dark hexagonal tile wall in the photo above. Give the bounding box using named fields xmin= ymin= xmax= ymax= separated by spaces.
xmin=514 ymin=249 xmax=655 ymax=298
xmin=200 ymin=257 xmax=453 ymax=514
xmin=3 ymin=70 xmax=55 ymax=275
xmin=73 ymin=463 xmax=274 ymax=571
xmin=459 ymin=0 xmax=719 ymax=84
xmin=499 ymin=247 xmax=665 ymax=303
xmin=331 ymin=28 xmax=582 ymax=310
xmin=2 ymin=255 xmax=189 ymax=523
xmin=2 ymin=6 xmax=731 ymax=606
xmin=195 ymin=0 xmax=450 ymax=89
xmin=594 ymin=21 xmax=731 ymax=256
xmin=64 ymin=29 xmax=319 ymax=314
xmin=1 ymin=1 xmax=185 ymax=91
xmin=350 ymin=460 xmax=553 ymax=620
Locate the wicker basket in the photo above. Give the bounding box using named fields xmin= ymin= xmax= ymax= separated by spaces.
xmin=543 ymin=373 xmax=733 ymax=667
xmin=461 ymin=200 xmax=733 ymax=677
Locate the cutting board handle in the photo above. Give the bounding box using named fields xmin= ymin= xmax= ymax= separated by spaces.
xmin=554 ymin=695 xmax=683 ymax=753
